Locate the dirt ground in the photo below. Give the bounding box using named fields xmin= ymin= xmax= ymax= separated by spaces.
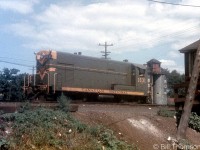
xmin=73 ymin=104 xmax=200 ymax=150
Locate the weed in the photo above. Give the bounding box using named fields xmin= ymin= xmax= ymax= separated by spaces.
xmin=157 ymin=108 xmax=176 ymax=117
xmin=1 ymin=113 xmax=16 ymax=122
xmin=88 ymin=126 xmax=101 ymax=137
xmin=0 ymin=138 xmax=10 ymax=150
xmin=17 ymin=101 xmax=31 ymax=113
xmin=0 ymin=110 xmax=4 ymax=115
xmin=75 ymin=121 xmax=87 ymax=133
xmin=100 ymin=129 xmax=137 ymax=150
xmin=57 ymin=93 xmax=71 ymax=113
xmin=0 ymin=124 xmax=6 ymax=131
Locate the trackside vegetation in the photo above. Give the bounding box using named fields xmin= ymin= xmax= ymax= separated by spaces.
xmin=0 ymin=95 xmax=137 ymax=150
xmin=157 ymin=108 xmax=200 ymax=132
xmin=0 ymin=68 xmax=25 ymax=101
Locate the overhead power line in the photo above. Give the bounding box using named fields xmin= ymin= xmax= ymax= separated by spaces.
xmin=147 ymin=0 xmax=200 ymax=8
xmin=110 ymin=25 xmax=200 ymax=51
xmin=0 ymin=56 xmax=34 ymax=62
xmin=116 ymin=22 xmax=199 ymax=44
xmin=0 ymin=60 xmax=34 ymax=68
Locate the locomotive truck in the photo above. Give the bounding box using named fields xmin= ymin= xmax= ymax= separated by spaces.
xmin=25 ymin=50 xmax=149 ymax=102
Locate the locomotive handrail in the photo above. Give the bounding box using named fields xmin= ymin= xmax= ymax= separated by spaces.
xmin=23 ymin=75 xmax=26 ymax=93
xmin=33 ymin=73 xmax=36 ymax=86
xmin=27 ymin=75 xmax=29 ymax=87
xmin=23 ymin=74 xmax=32 ymax=93
xmin=45 ymin=72 xmax=50 ymax=94
xmin=53 ymin=73 xmax=57 ymax=93
xmin=28 ymin=75 xmax=32 ymax=86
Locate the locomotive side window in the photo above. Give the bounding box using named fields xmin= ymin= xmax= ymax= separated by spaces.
xmin=131 ymin=67 xmax=136 ymax=86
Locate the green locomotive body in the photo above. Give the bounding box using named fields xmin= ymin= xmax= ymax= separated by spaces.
xmin=33 ymin=50 xmax=148 ymax=101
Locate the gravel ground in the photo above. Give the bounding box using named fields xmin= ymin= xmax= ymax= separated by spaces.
xmin=73 ymin=104 xmax=200 ymax=150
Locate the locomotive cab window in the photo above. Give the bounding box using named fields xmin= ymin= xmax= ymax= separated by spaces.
xmin=138 ymin=68 xmax=145 ymax=77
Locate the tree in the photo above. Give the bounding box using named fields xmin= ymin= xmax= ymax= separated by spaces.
xmin=0 ymin=68 xmax=25 ymax=101
xmin=162 ymin=68 xmax=185 ymax=97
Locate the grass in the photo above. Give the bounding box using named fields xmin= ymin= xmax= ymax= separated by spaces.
xmin=157 ymin=108 xmax=176 ymax=117
xmin=0 ymin=94 xmax=138 ymax=150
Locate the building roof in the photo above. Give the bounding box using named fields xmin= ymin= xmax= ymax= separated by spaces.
xmin=147 ymin=59 xmax=161 ymax=64
xmin=179 ymin=39 xmax=200 ymax=53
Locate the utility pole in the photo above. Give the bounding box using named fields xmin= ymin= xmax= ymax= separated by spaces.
xmin=177 ymin=44 xmax=200 ymax=140
xmin=99 ymin=42 xmax=113 ymax=59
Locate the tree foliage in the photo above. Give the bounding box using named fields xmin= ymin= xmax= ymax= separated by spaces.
xmin=0 ymin=68 xmax=25 ymax=101
xmin=162 ymin=68 xmax=185 ymax=97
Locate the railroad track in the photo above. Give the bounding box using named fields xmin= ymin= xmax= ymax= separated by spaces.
xmin=0 ymin=101 xmax=78 ymax=113
xmin=0 ymin=99 xmax=175 ymax=114
xmin=71 ymin=100 xmax=175 ymax=107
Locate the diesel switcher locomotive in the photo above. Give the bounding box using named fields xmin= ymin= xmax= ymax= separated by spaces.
xmin=26 ymin=50 xmax=149 ymax=102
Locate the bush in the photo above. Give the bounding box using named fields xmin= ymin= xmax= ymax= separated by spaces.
xmin=189 ymin=112 xmax=200 ymax=132
xmin=57 ymin=93 xmax=71 ymax=112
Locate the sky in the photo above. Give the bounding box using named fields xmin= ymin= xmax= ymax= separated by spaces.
xmin=0 ymin=0 xmax=200 ymax=74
